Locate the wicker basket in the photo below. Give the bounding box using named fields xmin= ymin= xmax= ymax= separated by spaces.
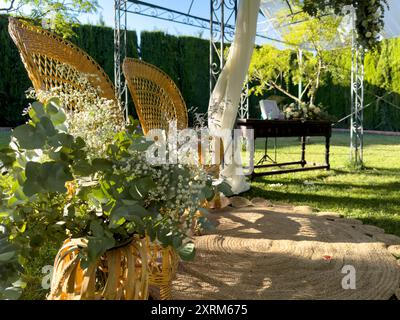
xmin=146 ymin=237 xmax=179 ymax=300
xmin=48 ymin=238 xmax=149 ymax=300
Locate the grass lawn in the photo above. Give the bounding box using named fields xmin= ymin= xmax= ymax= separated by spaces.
xmin=1 ymin=130 xmax=399 ymax=299
xmin=243 ymin=132 xmax=400 ymax=237
xmin=1 ymin=129 xmax=399 ymax=237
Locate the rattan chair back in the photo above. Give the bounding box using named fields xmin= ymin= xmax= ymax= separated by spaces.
xmin=8 ymin=17 xmax=116 ymax=104
xmin=123 ymin=58 xmax=188 ymax=135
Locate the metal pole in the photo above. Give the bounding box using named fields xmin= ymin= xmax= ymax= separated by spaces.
xmin=298 ymin=48 xmax=303 ymax=106
xmin=210 ymin=0 xmax=213 ymax=95
xmin=114 ymin=0 xmax=120 ymax=98
xmin=220 ymin=0 xmax=225 ymax=70
xmin=350 ymin=7 xmax=365 ymax=166
xmin=124 ymin=0 xmax=128 ymax=120
xmin=114 ymin=0 xmax=129 ymax=122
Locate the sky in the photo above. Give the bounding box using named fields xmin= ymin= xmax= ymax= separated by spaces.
xmin=80 ymin=0 xmax=215 ymax=39
xmin=78 ymin=0 xmax=275 ymax=45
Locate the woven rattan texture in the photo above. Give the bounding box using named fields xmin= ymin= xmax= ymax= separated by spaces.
xmin=123 ymin=58 xmax=188 ymax=135
xmin=8 ymin=18 xmax=116 ymax=102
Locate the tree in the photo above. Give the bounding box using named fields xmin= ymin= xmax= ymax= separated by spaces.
xmin=249 ymin=9 xmax=345 ymax=106
xmin=0 ymin=0 xmax=99 ymax=37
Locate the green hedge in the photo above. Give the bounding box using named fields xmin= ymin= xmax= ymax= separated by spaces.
xmin=0 ymin=16 xmax=32 ymax=126
xmin=0 ymin=15 xmax=138 ymax=126
xmin=140 ymin=32 xmax=211 ymax=124
xmin=73 ymin=24 xmax=138 ymax=84
xmin=1 ymin=13 xmax=400 ymax=131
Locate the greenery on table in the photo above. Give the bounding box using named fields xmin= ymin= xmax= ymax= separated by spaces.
xmin=283 ymin=102 xmax=336 ymax=121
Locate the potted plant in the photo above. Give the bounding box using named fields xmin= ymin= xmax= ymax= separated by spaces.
xmin=0 ymin=92 xmax=228 ymax=299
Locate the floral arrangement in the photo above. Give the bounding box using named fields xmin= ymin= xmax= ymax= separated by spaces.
xmin=283 ymin=102 xmax=335 ymax=121
xmin=0 ymin=96 xmax=229 ymax=297
xmin=302 ymin=0 xmax=389 ymax=49
xmin=28 ymin=72 xmax=125 ymax=159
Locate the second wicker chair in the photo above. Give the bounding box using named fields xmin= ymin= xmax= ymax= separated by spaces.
xmin=123 ymin=58 xmax=188 ymax=135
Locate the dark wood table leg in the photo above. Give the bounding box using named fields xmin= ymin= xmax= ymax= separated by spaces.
xmin=301 ymin=136 xmax=306 ymax=167
xmin=325 ymin=135 xmax=331 ymax=170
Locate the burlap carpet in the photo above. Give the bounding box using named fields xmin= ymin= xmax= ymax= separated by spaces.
xmin=172 ymin=198 xmax=400 ymax=300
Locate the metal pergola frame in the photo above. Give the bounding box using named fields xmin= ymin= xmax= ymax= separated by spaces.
xmin=114 ymin=0 xmax=287 ymax=121
xmin=114 ymin=0 xmax=366 ymax=166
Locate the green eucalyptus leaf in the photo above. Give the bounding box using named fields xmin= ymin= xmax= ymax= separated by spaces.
xmin=110 ymin=203 xmax=148 ymax=227
xmin=0 ymin=148 xmax=16 ymax=167
xmin=30 ymin=102 xmax=46 ymax=120
xmin=178 ymin=242 xmax=196 ymax=261
xmin=37 ymin=117 xmax=57 ymax=137
xmin=92 ymin=158 xmax=113 ymax=172
xmin=157 ymin=227 xmax=173 ymax=246
xmin=23 ymin=161 xmax=72 ymax=195
xmin=74 ymin=137 xmax=86 ymax=150
xmin=128 ymin=185 xmax=142 ymax=200
xmin=129 ymin=138 xmax=153 ymax=152
xmin=46 ymin=98 xmax=62 ymax=113
xmin=25 ymin=162 xmax=41 ymax=180
xmin=172 ymin=235 xmax=182 ymax=249
xmin=200 ymin=185 xmax=214 ymax=201
xmin=74 ymin=159 xmax=95 ymax=176
xmin=89 ymin=188 xmax=108 ymax=204
xmin=0 ymin=251 xmax=15 ymax=262
xmin=22 ymin=180 xmax=43 ymax=197
xmin=130 ymin=177 xmax=156 ymax=198
xmin=87 ymin=236 xmax=115 ymax=264
xmin=1 ymin=287 xmax=22 ymax=300
xmin=12 ymin=124 xmax=46 ymax=150
xmin=216 ymin=181 xmax=234 ymax=197
xmin=90 ymin=220 xmax=104 ymax=237
xmin=43 ymin=162 xmax=73 ymax=193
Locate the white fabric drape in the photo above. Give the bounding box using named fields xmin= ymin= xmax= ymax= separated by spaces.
xmin=208 ymin=0 xmax=261 ymax=194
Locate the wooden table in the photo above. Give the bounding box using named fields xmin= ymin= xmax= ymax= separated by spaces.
xmin=237 ymin=119 xmax=332 ymax=178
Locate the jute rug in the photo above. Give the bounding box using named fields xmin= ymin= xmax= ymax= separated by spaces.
xmin=172 ymin=199 xmax=400 ymax=300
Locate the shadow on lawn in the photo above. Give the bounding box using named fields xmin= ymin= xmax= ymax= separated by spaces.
xmin=253 ymin=176 xmax=400 ymax=192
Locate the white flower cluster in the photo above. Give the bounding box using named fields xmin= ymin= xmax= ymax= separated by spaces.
xmin=114 ymin=147 xmax=210 ymax=235
xmin=29 ymin=69 xmax=125 ymax=158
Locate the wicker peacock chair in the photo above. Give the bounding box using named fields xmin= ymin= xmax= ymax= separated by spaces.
xmin=123 ymin=58 xmax=225 ymax=299
xmin=8 ymin=17 xmax=117 ymax=107
xmin=122 ymin=57 xmax=223 ymax=163
xmin=123 ymin=57 xmax=223 ymax=182
xmin=122 ymin=58 xmax=188 ymax=135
